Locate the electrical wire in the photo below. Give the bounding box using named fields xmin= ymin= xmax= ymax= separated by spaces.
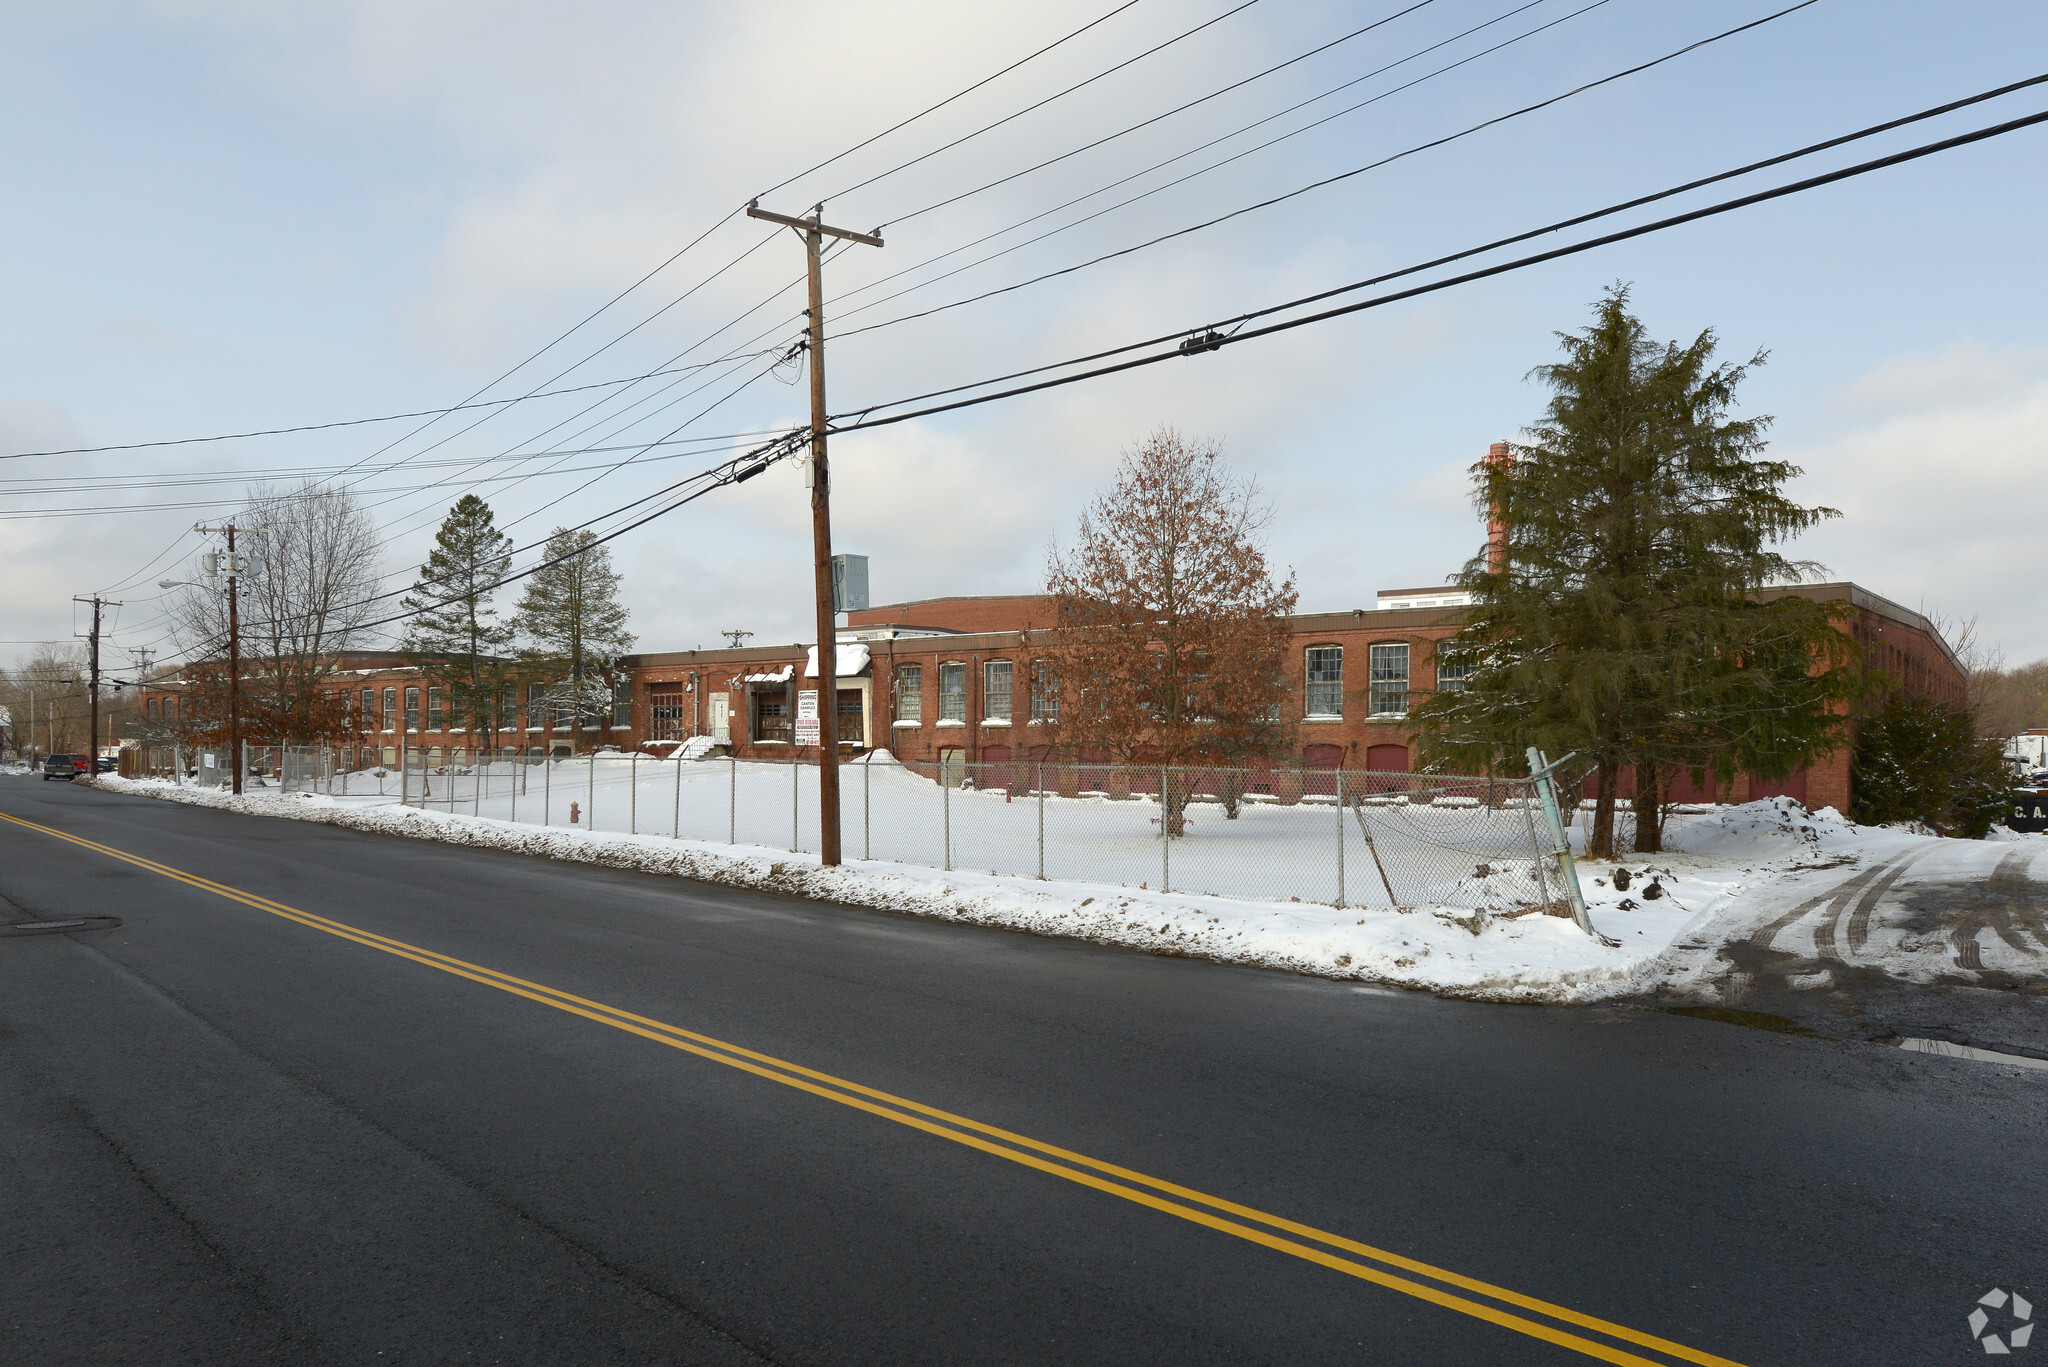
xmin=753 ymin=0 xmax=1150 ymax=202
xmin=883 ymin=0 xmax=1445 ymax=229
xmin=836 ymin=0 xmax=1818 ymax=342
xmin=822 ymin=0 xmax=1555 ymax=320
xmin=821 ymin=0 xmax=1267 ymax=207
xmin=830 ymin=0 xmax=1601 ymax=332
xmin=140 ymin=94 xmax=2048 ymax=660
xmin=828 ymin=103 xmax=2048 ymax=433
xmin=835 ymin=71 xmax=2048 ymax=423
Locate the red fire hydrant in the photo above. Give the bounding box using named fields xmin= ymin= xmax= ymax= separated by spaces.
xmin=570 ymin=801 xmax=581 ymax=825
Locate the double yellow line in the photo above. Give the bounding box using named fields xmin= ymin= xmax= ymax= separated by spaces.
xmin=1 ymin=811 xmax=1746 ymax=1367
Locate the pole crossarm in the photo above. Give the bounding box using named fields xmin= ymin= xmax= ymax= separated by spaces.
xmin=745 ymin=200 xmax=884 ymax=247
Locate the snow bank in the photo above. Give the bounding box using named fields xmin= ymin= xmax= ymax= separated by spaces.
xmin=84 ymin=774 xmax=1711 ymax=1003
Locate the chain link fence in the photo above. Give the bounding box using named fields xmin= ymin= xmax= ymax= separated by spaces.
xmin=124 ymin=746 xmax=1578 ymax=916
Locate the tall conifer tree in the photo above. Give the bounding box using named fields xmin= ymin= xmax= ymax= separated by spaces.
xmin=515 ymin=526 xmax=634 ymax=737
xmin=400 ymin=495 xmax=515 ymax=743
xmin=1415 ymin=287 xmax=1856 ymax=856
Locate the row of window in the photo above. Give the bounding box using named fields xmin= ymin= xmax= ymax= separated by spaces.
xmin=1306 ymin=642 xmax=1464 ymax=719
xmin=888 ymin=644 xmax=1460 ymax=726
xmin=893 ymin=660 xmax=1057 ymax=725
xmin=347 ymin=682 xmax=632 ymax=734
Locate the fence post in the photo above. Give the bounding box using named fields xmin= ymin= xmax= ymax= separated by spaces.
xmin=1037 ymin=771 xmax=1045 ymax=881
xmin=1527 ymin=747 xmax=1594 ymax=935
xmin=673 ymin=752 xmax=682 ymax=840
xmin=1335 ymin=769 xmax=1346 ymax=908
xmin=543 ymin=753 xmax=551 ymax=826
xmin=399 ymin=740 xmax=408 ymax=806
xmin=863 ymin=756 xmax=871 ymax=861
xmin=511 ymin=752 xmax=519 ymax=825
xmin=729 ymin=755 xmax=736 ymax=845
xmin=1161 ymin=764 xmax=1171 ymax=894
xmin=630 ymin=752 xmax=638 ymax=835
xmin=791 ymin=756 xmax=799 ymax=853
xmin=587 ymin=751 xmax=596 ymax=832
xmin=1522 ymin=789 xmax=1555 ymax=912
xmin=942 ymin=765 xmax=951 ymax=872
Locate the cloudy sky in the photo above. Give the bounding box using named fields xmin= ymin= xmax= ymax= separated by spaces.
xmin=4 ymin=0 xmax=2045 ymax=673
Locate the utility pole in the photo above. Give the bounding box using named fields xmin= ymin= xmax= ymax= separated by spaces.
xmin=75 ymin=595 xmax=121 ymax=772
xmin=745 ymin=199 xmax=882 ymax=867
xmin=195 ymin=524 xmax=245 ymax=794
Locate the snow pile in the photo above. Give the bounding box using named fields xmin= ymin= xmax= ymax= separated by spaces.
xmin=84 ymin=773 xmax=1725 ymax=1003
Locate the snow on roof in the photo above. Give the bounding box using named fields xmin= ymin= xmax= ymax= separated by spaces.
xmin=805 ymin=642 xmax=872 ymax=677
xmin=744 ymin=665 xmax=794 ymax=683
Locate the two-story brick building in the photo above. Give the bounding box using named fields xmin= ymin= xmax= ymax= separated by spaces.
xmin=139 ymin=580 xmax=1962 ymax=817
xmin=615 ymin=579 xmax=1962 ymax=815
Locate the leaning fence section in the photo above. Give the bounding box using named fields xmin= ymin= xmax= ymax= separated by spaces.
xmin=130 ymin=746 xmax=1576 ymax=917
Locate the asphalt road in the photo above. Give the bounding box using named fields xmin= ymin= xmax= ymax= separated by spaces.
xmin=2 ymin=778 xmax=2043 ymax=1366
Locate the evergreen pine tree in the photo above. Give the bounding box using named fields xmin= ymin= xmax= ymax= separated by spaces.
xmin=515 ymin=526 xmax=634 ymax=737
xmin=400 ymin=496 xmax=516 ymax=743
xmin=1414 ymin=287 xmax=1855 ymax=856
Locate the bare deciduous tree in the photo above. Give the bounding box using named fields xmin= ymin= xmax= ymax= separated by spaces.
xmin=0 ymin=643 xmax=90 ymax=758
xmin=169 ymin=479 xmax=381 ymax=745
xmin=1042 ymin=428 xmax=1298 ymax=834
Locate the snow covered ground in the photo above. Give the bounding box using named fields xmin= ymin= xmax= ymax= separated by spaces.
xmin=1636 ymin=799 xmax=2048 ymax=997
xmin=289 ymin=753 xmax=1564 ymax=915
xmin=75 ymin=772 xmax=2047 ymax=1005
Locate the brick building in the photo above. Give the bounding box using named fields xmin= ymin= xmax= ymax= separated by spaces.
xmin=616 ymin=579 xmax=1962 ymax=816
xmin=139 ymin=589 xmax=1962 ymax=816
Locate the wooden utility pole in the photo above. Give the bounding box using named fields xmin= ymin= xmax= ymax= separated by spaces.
xmin=75 ymin=594 xmax=120 ymax=771
xmin=197 ymin=523 xmax=245 ymax=794
xmin=745 ymin=199 xmax=882 ymax=866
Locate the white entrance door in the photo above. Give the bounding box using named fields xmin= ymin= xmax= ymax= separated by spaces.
xmin=710 ymin=693 xmax=730 ymax=743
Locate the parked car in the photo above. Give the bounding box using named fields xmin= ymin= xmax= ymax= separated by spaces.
xmin=42 ymin=753 xmax=91 ymax=781
xmin=95 ymin=754 xmax=118 ymax=772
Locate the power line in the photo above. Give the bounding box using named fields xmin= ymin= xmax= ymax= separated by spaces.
xmin=884 ymin=0 xmax=1445 ymax=229
xmin=830 ymin=0 xmax=1600 ymax=333
xmin=0 ymin=352 xmax=782 ymax=462
xmin=823 ymin=0 xmax=1555 ymax=317
xmin=828 ymin=103 xmax=2048 ymax=434
xmin=752 ymin=0 xmax=1151 ymax=202
xmin=837 ymin=0 xmax=1817 ymax=341
xmin=835 ymin=71 xmax=2048 ymax=423
xmin=221 ymin=94 xmax=2048 ymax=662
xmin=824 ymin=0 xmax=1268 ymax=207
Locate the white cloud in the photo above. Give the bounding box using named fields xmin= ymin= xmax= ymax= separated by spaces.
xmin=1787 ymin=342 xmax=2048 ymax=664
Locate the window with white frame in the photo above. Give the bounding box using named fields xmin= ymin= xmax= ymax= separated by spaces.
xmin=895 ymin=664 xmax=922 ymax=723
xmin=1435 ymin=649 xmax=1472 ymax=694
xmin=1305 ymin=646 xmax=1343 ymax=718
xmin=983 ymin=660 xmax=1012 ymax=721
xmin=1370 ymin=643 xmax=1410 ymax=715
xmin=383 ymin=687 xmax=398 ymax=733
xmin=938 ymin=662 xmax=966 ymax=722
xmin=612 ymin=679 xmax=632 ymax=728
xmin=1031 ymin=660 xmax=1058 ymax=721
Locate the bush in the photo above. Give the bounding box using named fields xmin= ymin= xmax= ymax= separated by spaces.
xmin=1850 ymin=693 xmax=2013 ymax=838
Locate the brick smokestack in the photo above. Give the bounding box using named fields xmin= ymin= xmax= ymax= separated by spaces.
xmin=1485 ymin=440 xmax=1511 ymax=575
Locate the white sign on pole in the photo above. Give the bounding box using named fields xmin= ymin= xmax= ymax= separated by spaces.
xmin=795 ymin=689 xmax=820 ymax=746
